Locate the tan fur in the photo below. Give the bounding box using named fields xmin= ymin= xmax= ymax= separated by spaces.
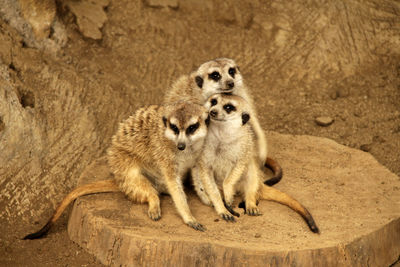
xmin=193 ymin=94 xmax=319 ymax=233
xmin=164 ymin=58 xmax=268 ymax=165
xmin=107 ymin=102 xmax=209 ymax=231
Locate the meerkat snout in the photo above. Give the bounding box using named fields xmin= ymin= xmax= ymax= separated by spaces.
xmin=210 ymin=110 xmax=218 ymax=118
xmin=226 ymin=80 xmax=234 ymax=89
xmin=177 ymin=143 xmax=186 ymax=150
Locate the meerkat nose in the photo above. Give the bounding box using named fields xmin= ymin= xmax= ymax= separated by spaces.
xmin=177 ymin=143 xmax=186 ymax=150
xmin=226 ymin=81 xmax=234 ymax=89
xmin=210 ymin=110 xmax=218 ymax=118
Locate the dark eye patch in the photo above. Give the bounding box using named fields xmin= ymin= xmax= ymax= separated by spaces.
xmin=210 ymin=98 xmax=218 ymax=106
xmin=186 ymin=122 xmax=199 ymax=135
xmin=228 ymin=67 xmax=236 ymax=78
xmin=208 ymin=71 xmax=221 ymax=81
xmin=170 ymin=123 xmax=179 ymax=135
xmin=223 ymin=103 xmax=236 ymax=114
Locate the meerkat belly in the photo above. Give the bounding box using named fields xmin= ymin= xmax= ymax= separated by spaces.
xmin=210 ymin=141 xmax=243 ymax=185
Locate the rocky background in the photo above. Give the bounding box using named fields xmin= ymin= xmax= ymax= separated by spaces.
xmin=0 ymin=0 xmax=399 ymax=266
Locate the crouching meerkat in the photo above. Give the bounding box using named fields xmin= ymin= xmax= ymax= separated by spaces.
xmin=192 ymin=94 xmax=319 ymax=233
xmin=24 ymin=102 xmax=212 ymax=239
xmin=164 ymin=58 xmax=282 ymax=185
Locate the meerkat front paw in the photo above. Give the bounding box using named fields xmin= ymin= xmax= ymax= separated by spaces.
xmin=224 ymin=200 xmax=240 ymax=217
xmin=186 ymin=221 xmax=206 ymax=231
xmin=148 ymin=205 xmax=161 ymax=221
xmin=239 ymin=201 xmax=262 ymax=216
xmin=245 ymin=205 xmax=262 ymax=216
xmin=219 ymin=211 xmax=236 ymax=222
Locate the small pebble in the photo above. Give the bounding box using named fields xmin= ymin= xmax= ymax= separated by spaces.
xmin=353 ymin=110 xmax=362 ymax=117
xmin=330 ymin=86 xmax=349 ymax=99
xmin=315 ymin=116 xmax=334 ymax=127
xmin=214 ymin=218 xmax=219 ymax=222
xmin=254 ymin=233 xmax=261 ymax=238
xmin=337 ymin=86 xmax=350 ymax=98
xmin=330 ymin=91 xmax=338 ymax=100
xmin=360 ymin=144 xmax=372 ymax=152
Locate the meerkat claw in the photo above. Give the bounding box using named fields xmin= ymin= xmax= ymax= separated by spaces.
xmin=220 ymin=212 xmax=236 ymax=222
xmin=224 ymin=202 xmax=240 ymax=217
xmin=148 ymin=210 xmax=161 ymax=221
xmin=187 ymin=221 xmax=206 ymax=232
xmin=246 ymin=207 xmax=262 ymax=216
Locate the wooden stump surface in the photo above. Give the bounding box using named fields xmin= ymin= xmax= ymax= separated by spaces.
xmin=68 ymin=132 xmax=400 ymax=266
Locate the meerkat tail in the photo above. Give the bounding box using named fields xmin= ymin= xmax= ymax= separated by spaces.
xmin=264 ymin=157 xmax=283 ymax=186
xmin=260 ymin=185 xmax=320 ymax=233
xmin=23 ymin=179 xmax=119 ymax=240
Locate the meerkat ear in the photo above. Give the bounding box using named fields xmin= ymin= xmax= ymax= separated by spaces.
xmin=242 ymin=113 xmax=250 ymax=125
xmin=195 ymin=76 xmax=203 ymax=88
xmin=162 ymin=116 xmax=167 ymax=127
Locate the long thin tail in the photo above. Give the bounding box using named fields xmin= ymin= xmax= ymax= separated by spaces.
xmin=260 ymin=184 xmax=319 ymax=233
xmin=264 ymin=157 xmax=283 ymax=186
xmin=23 ymin=179 xmax=119 ymax=240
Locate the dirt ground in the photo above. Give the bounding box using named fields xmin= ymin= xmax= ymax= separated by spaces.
xmin=0 ymin=0 xmax=399 ymax=266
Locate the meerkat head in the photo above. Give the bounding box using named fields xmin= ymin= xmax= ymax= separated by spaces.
xmin=163 ymin=102 xmax=209 ymax=151
xmin=204 ymin=94 xmax=250 ymax=126
xmin=190 ymin=58 xmax=243 ymax=100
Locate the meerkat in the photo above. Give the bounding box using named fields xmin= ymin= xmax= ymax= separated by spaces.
xmin=192 ymin=94 xmax=319 ymax=233
xmin=164 ymin=58 xmax=282 ymax=185
xmin=24 ymin=101 xmax=223 ymax=239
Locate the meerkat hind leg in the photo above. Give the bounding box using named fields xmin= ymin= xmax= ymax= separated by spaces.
xmin=243 ymin=161 xmax=262 ymax=216
xmin=191 ymin=166 xmax=212 ymax=206
xmin=197 ymin=162 xmax=237 ymax=221
xmin=121 ymin=166 xmax=161 ymax=221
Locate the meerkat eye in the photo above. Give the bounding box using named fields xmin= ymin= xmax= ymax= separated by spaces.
xmin=186 ymin=122 xmax=200 ymax=135
xmin=210 ymin=98 xmax=218 ymax=106
xmin=228 ymin=67 xmax=236 ymax=78
xmin=223 ymin=103 xmax=236 ymax=114
xmin=169 ymin=123 xmax=179 ymax=135
xmin=208 ymin=71 xmax=221 ymax=81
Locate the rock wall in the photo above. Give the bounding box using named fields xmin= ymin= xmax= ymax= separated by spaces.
xmin=0 ymin=18 xmax=126 ymax=222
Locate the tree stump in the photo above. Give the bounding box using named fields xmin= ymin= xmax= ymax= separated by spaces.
xmin=68 ymin=132 xmax=400 ymax=266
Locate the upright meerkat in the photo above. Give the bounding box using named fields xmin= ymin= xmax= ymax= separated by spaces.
xmin=24 ymin=102 xmax=219 ymax=239
xmin=192 ymin=94 xmax=319 ymax=233
xmin=164 ymin=58 xmax=282 ymax=184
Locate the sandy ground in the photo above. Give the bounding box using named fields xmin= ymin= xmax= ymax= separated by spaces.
xmin=1 ymin=0 xmax=399 ymax=266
